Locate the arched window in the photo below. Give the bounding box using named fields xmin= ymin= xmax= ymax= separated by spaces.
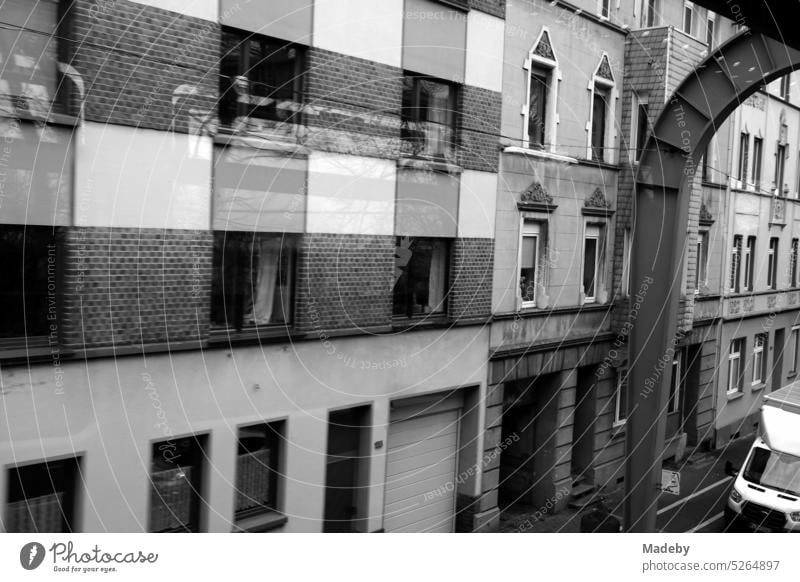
xmin=587 ymin=54 xmax=617 ymax=163
xmin=522 ymin=28 xmax=560 ymax=151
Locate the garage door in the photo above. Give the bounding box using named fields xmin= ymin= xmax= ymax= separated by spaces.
xmin=383 ymin=401 xmax=461 ymax=533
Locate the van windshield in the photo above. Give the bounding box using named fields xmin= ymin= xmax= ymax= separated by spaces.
xmin=742 ymin=446 xmax=800 ymax=497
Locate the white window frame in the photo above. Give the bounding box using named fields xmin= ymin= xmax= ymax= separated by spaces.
xmin=622 ymin=227 xmax=632 ymax=296
xmin=729 ymin=235 xmax=742 ymax=293
xmin=668 ymin=351 xmax=682 ymax=414
xmin=791 ymin=238 xmax=799 ymax=287
xmin=518 ymin=220 xmax=543 ymax=308
xmin=752 ymin=333 xmax=767 ymax=386
xmin=682 ymin=1 xmax=694 ymax=36
xmin=792 ymin=326 xmax=800 ymax=374
xmin=632 ymin=95 xmax=649 ymax=163
xmin=586 ymin=54 xmax=617 ymax=164
xmin=743 ymin=235 xmax=755 ymax=292
xmin=597 ymin=0 xmax=610 ymax=19
xmin=696 ymin=230 xmax=709 ymax=292
xmin=706 ymin=14 xmax=715 ymax=47
xmin=522 ymin=27 xmax=560 ymax=152
xmin=767 ymin=237 xmax=778 ymax=290
xmin=728 ymin=338 xmax=744 ymax=394
xmin=643 ymin=0 xmax=659 ymax=27
xmin=614 ymin=372 xmax=627 ymax=427
xmin=582 ymin=224 xmax=602 ymax=303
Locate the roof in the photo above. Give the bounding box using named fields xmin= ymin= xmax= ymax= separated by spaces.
xmin=764 ymin=381 xmax=800 ymax=411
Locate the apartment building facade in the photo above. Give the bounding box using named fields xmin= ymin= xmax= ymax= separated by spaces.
xmin=0 ymin=0 xmax=505 ymax=533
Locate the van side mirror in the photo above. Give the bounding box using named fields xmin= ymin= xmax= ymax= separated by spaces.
xmin=725 ymin=460 xmax=739 ymax=477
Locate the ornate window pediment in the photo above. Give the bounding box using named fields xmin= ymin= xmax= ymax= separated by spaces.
xmin=518 ymin=181 xmax=557 ymax=213
xmin=582 ymin=187 xmax=615 ymax=216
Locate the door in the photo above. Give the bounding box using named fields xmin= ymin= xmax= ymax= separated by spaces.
xmin=323 ymin=406 xmax=369 ymax=532
xmin=383 ymin=395 xmax=462 ymax=532
xmin=773 ymin=328 xmax=785 ymax=393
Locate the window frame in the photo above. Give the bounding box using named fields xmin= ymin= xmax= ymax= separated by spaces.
xmin=523 ymin=28 xmax=559 ymax=152
xmin=776 ymin=143 xmax=787 ymax=194
xmin=791 ymin=238 xmax=799 ymax=287
xmin=218 ymin=28 xmax=306 ymax=131
xmin=614 ymin=370 xmax=627 ymax=427
xmin=400 ymin=73 xmax=459 ymax=161
xmin=730 ymin=234 xmax=742 ymax=293
xmin=727 ymin=338 xmax=745 ymax=394
xmin=582 ymin=224 xmax=603 ymax=303
xmin=743 ymin=235 xmax=755 ymax=292
xmin=767 ymin=237 xmax=779 ymax=290
xmin=752 ymin=136 xmax=763 ymax=190
xmin=682 ymin=1 xmax=694 ymax=36
xmin=780 ymin=75 xmax=791 ymax=101
xmin=148 ymin=434 xmax=208 ymax=533
xmin=234 ymin=420 xmax=285 ymax=527
xmin=587 ymin=55 xmax=616 ymax=164
xmin=738 ymin=132 xmax=749 ymax=185
xmin=696 ymin=230 xmax=709 ymax=291
xmin=518 ymin=220 xmax=544 ymax=308
xmin=392 ymin=236 xmax=451 ymax=320
xmin=706 ymin=14 xmax=715 ymax=47
xmin=5 ymin=456 xmax=81 ymax=533
xmin=752 ymin=332 xmax=768 ymax=386
xmin=644 ymin=0 xmax=659 ymax=27
xmin=668 ymin=350 xmax=683 ymax=414
xmin=791 ymin=326 xmax=800 ymax=375
xmin=634 ymin=100 xmax=649 ymax=163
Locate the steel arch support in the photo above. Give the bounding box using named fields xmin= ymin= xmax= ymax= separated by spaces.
xmin=626 ymin=32 xmax=800 ymax=532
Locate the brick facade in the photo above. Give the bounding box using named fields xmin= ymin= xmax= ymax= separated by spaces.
xmin=69 ymin=0 xmax=218 ymax=133
xmin=294 ymin=233 xmax=395 ymax=332
xmin=60 ymin=228 xmax=212 ymax=349
xmin=469 ymin=0 xmax=505 ymax=19
xmin=304 ymin=48 xmax=402 ymax=159
xmin=449 ymin=238 xmax=494 ymax=320
xmin=458 ymin=86 xmax=502 ymax=172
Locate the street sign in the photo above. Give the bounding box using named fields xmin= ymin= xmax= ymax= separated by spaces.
xmin=661 ymin=469 xmax=680 ymax=495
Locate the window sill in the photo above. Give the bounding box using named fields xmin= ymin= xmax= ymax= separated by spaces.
xmin=0 ymin=108 xmax=79 ymax=127
xmin=391 ymin=315 xmax=449 ymax=332
xmin=787 ymin=372 xmax=798 ymax=380
xmin=726 ymin=391 xmax=744 ymax=401
xmin=208 ymin=325 xmax=294 ymax=346
xmin=232 ymin=510 xmax=287 ymax=533
xmin=503 ymin=146 xmax=578 ymax=165
xmin=611 ymin=422 xmax=626 ymax=439
xmin=397 ymin=157 xmax=462 ymax=175
xmin=214 ymin=127 xmax=309 ymax=156
xmin=751 ymin=383 xmax=766 ymax=391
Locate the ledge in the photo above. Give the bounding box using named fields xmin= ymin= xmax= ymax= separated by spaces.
xmin=214 ymin=129 xmax=309 ymax=156
xmin=502 ymin=146 xmax=578 ymax=165
xmin=582 ymin=206 xmax=615 ymax=217
xmin=397 ymin=157 xmax=462 ymax=174
xmin=517 ymin=201 xmax=557 ymax=213
xmin=492 ymin=302 xmax=611 ymax=321
xmin=0 ymin=109 xmax=80 ymax=127
xmin=700 ymin=180 xmax=728 ymax=190
xmin=726 ymin=391 xmax=744 ymax=402
xmin=232 ymin=510 xmax=287 ymax=533
xmin=490 ymin=330 xmax=617 ymax=360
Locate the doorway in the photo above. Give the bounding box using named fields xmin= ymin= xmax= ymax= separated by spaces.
xmin=571 ymin=367 xmax=597 ymax=485
xmin=323 ymin=406 xmax=370 ymax=532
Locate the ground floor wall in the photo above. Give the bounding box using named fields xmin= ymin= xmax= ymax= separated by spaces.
xmin=0 ymin=326 xmax=489 ymax=533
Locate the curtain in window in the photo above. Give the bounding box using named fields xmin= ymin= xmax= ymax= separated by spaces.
xmin=427 ymin=240 xmax=446 ymax=313
xmin=419 ymin=79 xmax=451 ymax=157
xmin=528 ymin=72 xmax=547 ymax=147
xmin=245 ymin=237 xmax=280 ymax=325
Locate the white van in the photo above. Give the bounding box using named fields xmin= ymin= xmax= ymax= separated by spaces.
xmin=724 ymin=383 xmax=800 ymax=532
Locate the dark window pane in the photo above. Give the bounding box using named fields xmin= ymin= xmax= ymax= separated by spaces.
xmin=401 ymin=76 xmax=455 ymax=159
xmin=583 ymin=237 xmax=597 ymax=298
xmin=0 ymin=226 xmax=53 ymax=338
xmin=6 ymin=457 xmax=79 ymax=533
xmin=591 ymin=90 xmax=607 ymax=161
xmin=528 ymin=71 xmax=548 ymax=148
xmin=236 ymin=423 xmax=281 ymax=517
xmin=393 ymin=237 xmax=448 ymax=317
xmin=150 ymin=436 xmax=205 ymax=532
xmin=520 ymin=236 xmax=537 ymax=302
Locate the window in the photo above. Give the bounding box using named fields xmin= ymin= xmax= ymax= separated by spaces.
xmin=791 ymin=238 xmax=799 ymax=287
xmin=635 ymin=102 xmax=649 ymax=162
xmin=702 ymin=144 xmax=710 ymax=181
xmin=5 ymin=457 xmax=80 ymax=533
xmin=743 ymin=236 xmax=755 ymax=292
xmin=591 ymin=84 xmax=610 ymax=162
xmin=645 ymin=0 xmax=659 ymax=27
xmin=583 ymin=225 xmax=603 ymax=302
xmin=0 ymin=226 xmax=54 ymax=339
xmin=211 ymin=232 xmax=296 ymax=331
xmin=776 ymin=144 xmax=787 ymax=194
xmin=599 ymin=0 xmax=610 ymax=19
xmin=0 ymin=0 xmax=64 ymax=116
xmin=149 ymin=435 xmax=207 ymax=532
xmin=696 ymin=231 xmax=709 ymax=290
xmin=393 ymin=237 xmax=449 ymax=318
xmin=682 ymin=2 xmax=694 ymax=36
xmin=401 ymin=75 xmax=457 ymax=160
xmin=752 ymin=333 xmax=768 ymax=385
xmin=219 ymin=30 xmax=305 ymax=130
xmin=622 ymin=227 xmax=632 ymax=295
xmin=767 ymin=237 xmax=779 ymax=290
xmin=729 ymin=235 xmax=742 ymax=293
xmin=791 ymin=326 xmax=800 ymax=374
xmin=728 ymin=338 xmax=745 ymax=394
xmin=528 ymin=67 xmax=549 ymax=149
xmin=706 ymin=15 xmax=715 ymax=47
xmin=752 ymin=137 xmax=763 ymax=190
xmin=235 ymin=422 xmax=283 ymax=525
xmin=738 ymin=132 xmax=749 ymax=184
xmin=780 ymin=75 xmax=791 ymax=100
xmin=519 ymin=221 xmax=543 ymax=306
xmin=614 ymin=371 xmax=627 ymax=426
xmin=668 ymin=350 xmax=683 ymax=414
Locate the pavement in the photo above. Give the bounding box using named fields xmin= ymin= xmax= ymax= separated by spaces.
xmin=497 ymin=436 xmax=754 ymax=533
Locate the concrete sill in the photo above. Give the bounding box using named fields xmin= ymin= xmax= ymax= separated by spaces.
xmin=726 ymin=391 xmax=744 ymax=401
xmin=751 ymin=383 xmax=766 ymax=392
xmin=502 ymin=146 xmax=578 ymax=165
xmin=232 ymin=510 xmax=287 ymax=533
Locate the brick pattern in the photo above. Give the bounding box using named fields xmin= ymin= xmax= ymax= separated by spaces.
xmin=304 ymin=48 xmax=402 ymax=159
xmin=458 ymin=86 xmax=502 ymax=172
xmin=69 ymin=0 xmax=219 ymax=133
xmin=60 ymin=228 xmax=212 ymax=349
xmin=294 ymin=234 xmax=395 ymax=332
xmin=449 ymin=238 xmax=494 ymax=320
xmin=469 ymin=0 xmax=505 ymax=18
